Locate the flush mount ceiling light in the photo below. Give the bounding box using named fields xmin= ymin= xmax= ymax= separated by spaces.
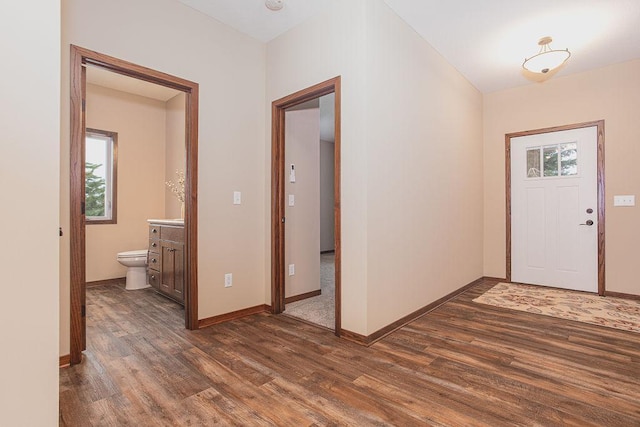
xmin=522 ymin=36 xmax=571 ymax=74
xmin=265 ymin=0 xmax=284 ymax=11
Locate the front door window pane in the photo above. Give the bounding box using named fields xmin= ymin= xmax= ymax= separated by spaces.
xmin=526 ymin=148 xmax=541 ymax=178
xmin=560 ymin=143 xmax=578 ymax=176
xmin=543 ymin=146 xmax=559 ymax=177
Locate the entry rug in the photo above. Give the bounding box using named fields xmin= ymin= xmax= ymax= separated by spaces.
xmin=473 ymin=282 xmax=640 ymax=333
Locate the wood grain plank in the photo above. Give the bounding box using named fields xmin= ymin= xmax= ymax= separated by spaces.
xmin=60 ymin=278 xmax=640 ymax=426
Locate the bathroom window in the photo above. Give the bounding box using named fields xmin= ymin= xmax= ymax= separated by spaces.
xmin=85 ymin=128 xmax=117 ymax=224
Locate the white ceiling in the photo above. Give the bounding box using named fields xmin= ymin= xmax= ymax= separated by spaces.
xmin=178 ymin=0 xmax=337 ymax=43
xmin=384 ymin=0 xmax=640 ymax=92
xmin=177 ymin=0 xmax=640 ymax=93
xmin=86 ymin=66 xmax=182 ymax=102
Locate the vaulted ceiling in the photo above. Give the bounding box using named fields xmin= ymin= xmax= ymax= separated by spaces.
xmin=177 ymin=0 xmax=640 ymax=93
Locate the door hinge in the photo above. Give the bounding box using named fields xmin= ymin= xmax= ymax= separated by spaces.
xmin=81 ymin=201 xmax=85 ymax=215
xmin=282 ymin=217 xmax=286 ymax=223
xmin=59 ymin=227 xmax=63 ymax=237
xmin=81 ymin=305 xmax=86 ymax=317
xmin=82 ymin=99 xmax=86 ymax=112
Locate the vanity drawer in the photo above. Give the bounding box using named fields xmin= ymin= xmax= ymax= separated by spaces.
xmin=147 ymin=270 xmax=160 ymax=289
xmin=161 ymin=226 xmax=184 ymax=242
xmin=149 ymin=225 xmax=161 ymax=239
xmin=148 ymin=251 xmax=160 ymax=269
xmin=148 ymin=239 xmax=160 ymax=251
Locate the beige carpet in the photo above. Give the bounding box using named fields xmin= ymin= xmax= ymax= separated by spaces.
xmin=284 ymin=253 xmax=335 ymax=329
xmin=473 ymin=282 xmax=640 ymax=333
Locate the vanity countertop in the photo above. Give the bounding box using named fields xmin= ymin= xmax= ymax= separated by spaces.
xmin=147 ymin=219 xmax=184 ymax=226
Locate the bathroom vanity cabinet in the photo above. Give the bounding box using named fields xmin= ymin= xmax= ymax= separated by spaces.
xmin=148 ymin=221 xmax=184 ymax=305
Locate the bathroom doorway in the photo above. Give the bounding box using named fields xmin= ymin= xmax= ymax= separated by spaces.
xmin=69 ymin=45 xmax=199 ymax=365
xmin=270 ymin=77 xmax=342 ymax=335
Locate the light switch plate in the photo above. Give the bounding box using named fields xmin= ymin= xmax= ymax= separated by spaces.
xmin=614 ymin=195 xmax=635 ymax=206
xmin=289 ymin=164 xmax=296 ymax=183
xmin=288 ymin=194 xmax=295 ymax=207
xmin=288 ymin=264 xmax=295 ymax=276
xmin=224 ymin=273 xmax=233 ymax=287
xmin=233 ymin=191 xmax=241 ymax=205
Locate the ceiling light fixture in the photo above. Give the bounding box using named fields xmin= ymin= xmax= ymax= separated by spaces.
xmin=265 ymin=0 xmax=284 ymax=11
xmin=522 ymin=37 xmax=571 ymax=74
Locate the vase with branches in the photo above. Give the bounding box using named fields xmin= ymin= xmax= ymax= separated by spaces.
xmin=166 ymin=170 xmax=185 ymax=218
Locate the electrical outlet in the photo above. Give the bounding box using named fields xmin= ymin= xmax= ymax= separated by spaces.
xmin=224 ymin=273 xmax=233 ymax=287
xmin=288 ymin=264 xmax=295 ymax=276
xmin=288 ymin=194 xmax=295 ymax=207
xmin=233 ymin=191 xmax=241 ymax=205
xmin=614 ymin=195 xmax=635 ymax=206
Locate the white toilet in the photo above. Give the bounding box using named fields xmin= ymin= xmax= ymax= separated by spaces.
xmin=116 ymin=250 xmax=151 ymax=290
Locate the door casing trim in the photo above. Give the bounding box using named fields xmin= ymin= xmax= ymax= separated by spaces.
xmin=69 ymin=45 xmax=199 ymax=365
xmin=270 ymin=77 xmax=342 ymax=335
xmin=505 ymin=120 xmax=605 ymax=295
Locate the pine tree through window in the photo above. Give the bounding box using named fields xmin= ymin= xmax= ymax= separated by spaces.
xmin=85 ymin=128 xmax=117 ymax=224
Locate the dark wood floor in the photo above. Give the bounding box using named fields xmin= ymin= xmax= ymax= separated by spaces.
xmin=60 ymin=279 xmax=640 ymax=426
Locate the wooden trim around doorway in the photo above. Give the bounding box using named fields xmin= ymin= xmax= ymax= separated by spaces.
xmin=198 ymin=304 xmax=270 ymax=329
xmin=285 ymin=289 xmax=322 ymax=304
xmin=341 ymin=277 xmax=492 ymax=346
xmin=271 ymin=77 xmax=342 ymax=335
xmin=59 ymin=354 xmax=71 ymax=368
xmin=505 ymin=120 xmax=605 ymax=295
xmin=69 ymin=45 xmax=199 ymax=365
xmin=604 ymin=291 xmax=640 ymax=301
xmin=85 ymin=277 xmax=126 ymax=287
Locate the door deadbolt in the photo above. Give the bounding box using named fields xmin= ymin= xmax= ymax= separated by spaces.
xmin=586 ymin=208 xmax=593 ymax=214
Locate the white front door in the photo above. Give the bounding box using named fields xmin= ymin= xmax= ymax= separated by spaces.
xmin=511 ymin=126 xmax=598 ymax=292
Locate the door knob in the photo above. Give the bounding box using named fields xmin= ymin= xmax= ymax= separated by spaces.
xmin=579 ymin=220 xmax=594 ymax=226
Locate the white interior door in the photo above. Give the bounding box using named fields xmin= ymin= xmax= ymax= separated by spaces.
xmin=511 ymin=126 xmax=598 ymax=292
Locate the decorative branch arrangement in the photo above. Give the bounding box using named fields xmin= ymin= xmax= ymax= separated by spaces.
xmin=166 ymin=170 xmax=185 ymax=203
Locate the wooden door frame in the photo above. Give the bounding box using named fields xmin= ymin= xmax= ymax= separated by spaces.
xmin=505 ymin=120 xmax=605 ymax=295
xmin=271 ymin=77 xmax=342 ymax=335
xmin=70 ymin=45 xmax=199 ymax=364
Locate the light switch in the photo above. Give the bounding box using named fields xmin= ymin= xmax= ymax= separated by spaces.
xmin=614 ymin=195 xmax=635 ymax=207
xmin=288 ymin=194 xmax=295 ymax=207
xmin=233 ymin=191 xmax=241 ymax=205
xmin=289 ymin=164 xmax=296 ymax=183
xmin=288 ymin=264 xmax=295 ymax=276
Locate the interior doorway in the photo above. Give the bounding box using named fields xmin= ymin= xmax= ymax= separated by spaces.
xmin=505 ymin=120 xmax=605 ymax=295
xmin=69 ymin=45 xmax=199 ymax=365
xmin=271 ymin=77 xmax=342 ymax=335
xmin=280 ymin=95 xmax=336 ymax=329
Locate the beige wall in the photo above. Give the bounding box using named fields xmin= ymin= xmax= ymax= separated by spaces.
xmin=364 ymin=2 xmax=484 ymax=332
xmin=1 ymin=0 xmax=60 ymax=425
xmin=285 ymin=108 xmax=321 ymax=298
xmin=320 ymin=140 xmax=335 ymax=252
xmin=165 ymin=93 xmax=186 ymax=218
xmin=61 ymin=0 xmax=266 ymax=355
xmin=484 ymin=59 xmax=640 ymax=296
xmin=85 ymin=84 xmax=167 ymax=282
xmin=267 ymin=0 xmax=484 ymax=334
xmin=267 ymin=0 xmax=371 ymax=334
